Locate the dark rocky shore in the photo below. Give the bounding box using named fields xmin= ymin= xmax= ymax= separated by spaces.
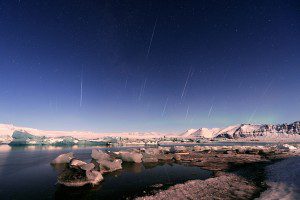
xmin=51 ymin=144 xmax=300 ymax=200
xmin=135 ymin=145 xmax=299 ymax=200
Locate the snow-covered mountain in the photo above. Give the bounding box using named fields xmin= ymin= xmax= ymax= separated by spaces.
xmin=180 ymin=128 xmax=221 ymax=139
xmin=0 ymin=121 xmax=300 ymax=145
xmin=180 ymin=129 xmax=198 ymax=138
xmin=181 ymin=121 xmax=300 ymax=139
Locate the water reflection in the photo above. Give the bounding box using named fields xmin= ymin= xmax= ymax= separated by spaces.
xmin=53 ymin=162 xmax=212 ymax=200
xmin=0 ymin=145 xmax=12 ymax=152
xmin=0 ymin=145 xmax=214 ymax=199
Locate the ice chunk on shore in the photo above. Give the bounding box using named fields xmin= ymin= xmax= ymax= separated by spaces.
xmin=51 ymin=152 xmax=74 ymax=164
xmin=282 ymin=144 xmax=297 ymax=150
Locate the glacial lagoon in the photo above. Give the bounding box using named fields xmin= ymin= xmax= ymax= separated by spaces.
xmin=0 ymin=145 xmax=211 ymax=200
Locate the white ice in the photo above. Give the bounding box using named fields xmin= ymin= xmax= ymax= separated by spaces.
xmin=257 ymin=157 xmax=300 ymax=200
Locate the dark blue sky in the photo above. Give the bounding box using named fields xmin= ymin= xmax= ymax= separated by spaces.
xmin=0 ymin=0 xmax=299 ymax=132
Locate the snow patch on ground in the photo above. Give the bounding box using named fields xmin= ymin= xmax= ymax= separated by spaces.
xmin=257 ymin=157 xmax=300 ymax=200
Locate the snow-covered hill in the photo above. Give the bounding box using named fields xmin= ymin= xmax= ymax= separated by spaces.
xmin=180 ymin=128 xmax=221 ymax=139
xmin=181 ymin=121 xmax=300 ymax=139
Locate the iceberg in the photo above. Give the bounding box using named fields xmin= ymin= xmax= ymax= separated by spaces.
xmin=80 ymin=163 xmax=95 ymax=171
xmin=70 ymin=159 xmax=87 ymax=168
xmin=91 ymin=149 xmax=111 ymax=160
xmin=118 ymin=152 xmax=143 ymax=163
xmin=9 ymin=130 xmax=44 ymax=145
xmin=58 ymin=169 xmax=103 ymax=187
xmin=86 ymin=170 xmax=104 ymax=185
xmin=54 ymin=151 xmax=103 ymax=187
xmin=12 ymin=130 xmax=37 ymax=139
xmin=51 ymin=152 xmax=74 ymax=164
xmin=98 ymin=159 xmax=122 ymax=172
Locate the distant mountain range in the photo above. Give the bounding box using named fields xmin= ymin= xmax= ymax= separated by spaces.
xmin=180 ymin=121 xmax=300 ymax=139
xmin=0 ymin=121 xmax=300 ymax=145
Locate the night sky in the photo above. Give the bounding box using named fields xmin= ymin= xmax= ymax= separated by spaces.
xmin=0 ymin=0 xmax=299 ymax=132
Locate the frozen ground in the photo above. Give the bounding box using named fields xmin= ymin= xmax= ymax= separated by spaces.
xmin=257 ymin=156 xmax=300 ymax=200
xmin=135 ymin=172 xmax=259 ymax=200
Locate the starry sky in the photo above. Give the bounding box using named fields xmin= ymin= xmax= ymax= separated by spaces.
xmin=0 ymin=0 xmax=299 ymax=132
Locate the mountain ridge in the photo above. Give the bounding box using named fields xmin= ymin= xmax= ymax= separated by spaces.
xmin=0 ymin=121 xmax=300 ymax=144
xmin=181 ymin=121 xmax=300 ymax=139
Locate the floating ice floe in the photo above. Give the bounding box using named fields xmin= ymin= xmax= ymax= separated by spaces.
xmin=98 ymin=159 xmax=122 ymax=172
xmin=55 ymin=152 xmax=103 ymax=187
xmin=80 ymin=163 xmax=95 ymax=171
xmin=51 ymin=152 xmax=74 ymax=164
xmin=118 ymin=152 xmax=143 ymax=163
xmin=91 ymin=149 xmax=123 ymax=172
xmin=91 ymin=149 xmax=111 ymax=160
xmin=86 ymin=170 xmax=103 ymax=185
xmin=58 ymin=169 xmax=103 ymax=187
xmin=70 ymin=159 xmax=87 ymax=168
xmin=69 ymin=159 xmax=95 ymax=171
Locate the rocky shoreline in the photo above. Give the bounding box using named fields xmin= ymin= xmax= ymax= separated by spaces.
xmin=50 ymin=144 xmax=300 ymax=199
xmin=136 ymin=172 xmax=259 ymax=200
xmin=135 ymin=145 xmax=299 ymax=200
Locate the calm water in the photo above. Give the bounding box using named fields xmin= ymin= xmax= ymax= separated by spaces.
xmin=0 ymin=145 xmax=212 ymax=200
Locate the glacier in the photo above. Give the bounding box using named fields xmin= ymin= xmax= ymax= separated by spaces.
xmin=5 ymin=130 xmax=109 ymax=146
